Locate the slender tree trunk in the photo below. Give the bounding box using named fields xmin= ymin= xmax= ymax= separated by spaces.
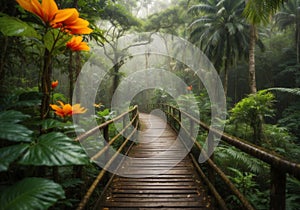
xmin=41 ymin=49 xmax=52 ymax=119
xmin=69 ymin=51 xmax=74 ymax=102
xmin=248 ymin=24 xmax=257 ymax=93
xmin=0 ymin=37 xmax=8 ymax=92
xmin=223 ymin=62 xmax=228 ymax=97
xmin=74 ymin=52 xmax=81 ymax=103
xmin=223 ymin=36 xmax=231 ymax=97
xmin=297 ymin=28 xmax=300 ymax=64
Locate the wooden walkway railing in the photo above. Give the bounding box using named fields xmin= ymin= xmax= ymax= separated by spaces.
xmin=155 ymin=104 xmax=300 ymax=210
xmin=75 ymin=104 xmax=300 ymax=210
xmin=75 ymin=106 xmax=139 ymax=210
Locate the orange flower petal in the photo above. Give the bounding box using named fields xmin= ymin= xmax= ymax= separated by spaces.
xmin=55 ymin=110 xmax=65 ymax=118
xmin=65 ymin=18 xmax=93 ymax=35
xmin=62 ymin=104 xmax=73 ymax=116
xmin=50 ymin=104 xmax=61 ymax=111
xmin=72 ymin=104 xmax=87 ymax=114
xmin=57 ymin=101 xmax=65 ymax=107
xmin=17 ymin=0 xmax=43 ymax=19
xmin=53 ymin=8 xmax=79 ymax=25
xmin=41 ymin=0 xmax=58 ymax=22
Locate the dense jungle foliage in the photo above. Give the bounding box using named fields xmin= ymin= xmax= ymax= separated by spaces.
xmin=0 ymin=0 xmax=299 ymax=209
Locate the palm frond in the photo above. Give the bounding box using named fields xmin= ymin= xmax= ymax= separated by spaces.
xmin=267 ymin=87 xmax=300 ymax=96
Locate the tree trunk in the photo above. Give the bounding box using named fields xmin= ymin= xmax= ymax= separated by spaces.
xmin=0 ymin=37 xmax=8 ymax=92
xmin=69 ymin=51 xmax=74 ymax=102
xmin=248 ymin=24 xmax=257 ymax=94
xmin=223 ymin=35 xmax=231 ymax=97
xmin=297 ymin=27 xmax=300 ymax=64
xmin=41 ymin=49 xmax=52 ymax=120
xmin=74 ymin=52 xmax=81 ymax=103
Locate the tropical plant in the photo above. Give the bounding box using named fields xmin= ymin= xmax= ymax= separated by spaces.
xmin=229 ymin=90 xmax=275 ymax=144
xmin=215 ymin=144 xmax=268 ymax=174
xmin=226 ymin=167 xmax=269 ymax=210
xmin=286 ymin=177 xmax=300 ymax=210
xmin=262 ymin=124 xmax=300 ymax=160
xmin=0 ymin=0 xmax=93 ymax=120
xmin=188 ymin=0 xmax=249 ymax=95
xmin=0 ymin=109 xmax=89 ymax=209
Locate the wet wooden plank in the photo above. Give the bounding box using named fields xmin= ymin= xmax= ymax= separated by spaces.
xmin=94 ymin=113 xmax=211 ymax=210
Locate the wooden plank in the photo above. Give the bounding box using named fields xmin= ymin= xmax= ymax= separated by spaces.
xmin=110 ymin=194 xmax=201 ymax=198
xmin=94 ymin=113 xmax=211 ymax=210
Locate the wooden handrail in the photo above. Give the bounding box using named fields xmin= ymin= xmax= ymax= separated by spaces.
xmin=75 ymin=105 xmax=138 ymax=142
xmin=159 ymin=103 xmax=300 ymax=210
xmin=76 ymin=106 xmax=139 ymax=210
xmin=170 ymin=111 xmax=255 ymax=210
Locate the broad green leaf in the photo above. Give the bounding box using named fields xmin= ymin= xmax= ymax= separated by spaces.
xmin=0 ymin=111 xmax=33 ymax=142
xmin=0 ymin=177 xmax=65 ymax=210
xmin=0 ymin=144 xmax=30 ymax=172
xmin=41 ymin=119 xmax=65 ymax=131
xmin=12 ymin=99 xmax=41 ymax=108
xmin=19 ymin=132 xmax=89 ymax=166
xmin=0 ymin=110 xmax=30 ymax=123
xmin=0 ymin=124 xmax=33 ymax=142
xmin=0 ymin=16 xmax=40 ymax=38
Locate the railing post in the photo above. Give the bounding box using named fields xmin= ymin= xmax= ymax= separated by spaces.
xmin=208 ymin=133 xmax=216 ymax=208
xmin=178 ymin=109 xmax=181 ymax=123
xmin=103 ymin=125 xmax=109 ymax=161
xmin=190 ymin=119 xmax=194 ymax=137
xmin=123 ymin=114 xmax=127 ymax=142
xmin=270 ymin=166 xmax=286 ymax=210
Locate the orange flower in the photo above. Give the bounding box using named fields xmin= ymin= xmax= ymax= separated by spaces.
xmin=51 ymin=80 xmax=58 ymax=89
xmin=50 ymin=101 xmax=87 ymax=118
xmin=66 ymin=36 xmax=90 ymax=51
xmin=16 ymin=0 xmax=93 ymax=35
xmin=187 ymin=85 xmax=192 ymax=91
xmin=16 ymin=0 xmax=58 ymax=24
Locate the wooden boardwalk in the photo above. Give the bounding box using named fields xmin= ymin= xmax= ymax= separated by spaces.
xmin=94 ymin=113 xmax=211 ymax=210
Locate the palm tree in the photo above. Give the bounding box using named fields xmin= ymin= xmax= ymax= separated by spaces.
xmin=274 ymin=0 xmax=300 ymax=64
xmin=243 ymin=0 xmax=285 ymax=93
xmin=188 ymin=0 xmax=249 ymax=96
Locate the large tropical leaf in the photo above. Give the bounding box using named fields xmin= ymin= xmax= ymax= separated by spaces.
xmin=0 ymin=110 xmax=33 ymax=142
xmin=0 ymin=144 xmax=30 ymax=172
xmin=0 ymin=177 xmax=65 ymax=210
xmin=0 ymin=16 xmax=40 ymax=38
xmin=19 ymin=132 xmax=89 ymax=166
xmin=0 ymin=124 xmax=33 ymax=142
xmin=0 ymin=110 xmax=30 ymax=123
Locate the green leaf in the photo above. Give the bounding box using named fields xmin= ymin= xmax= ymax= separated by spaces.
xmin=42 ymin=119 xmax=65 ymax=131
xmin=0 ymin=16 xmax=40 ymax=38
xmin=0 ymin=110 xmax=30 ymax=123
xmin=0 ymin=110 xmax=33 ymax=142
xmin=0 ymin=124 xmax=33 ymax=142
xmin=0 ymin=177 xmax=65 ymax=210
xmin=0 ymin=144 xmax=30 ymax=172
xmin=19 ymin=132 xmax=89 ymax=166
